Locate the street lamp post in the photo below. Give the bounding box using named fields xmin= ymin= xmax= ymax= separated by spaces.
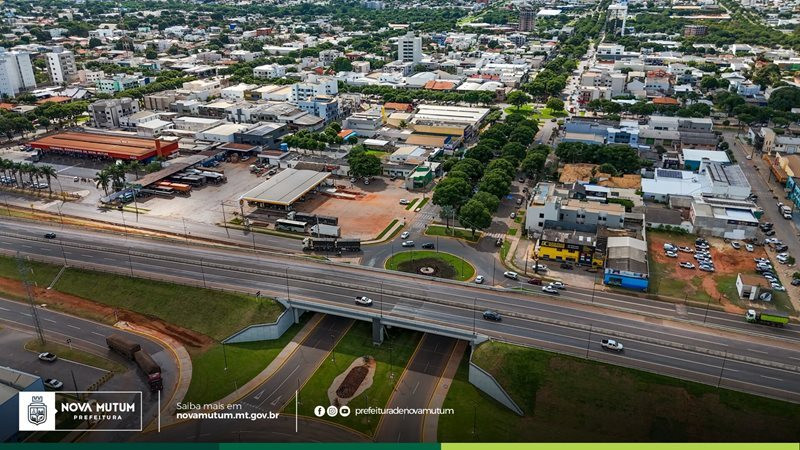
xmin=717 ymin=352 xmax=727 ymax=388
xmin=285 ymin=267 xmax=290 ymax=301
xmin=221 ymin=201 xmax=230 ymax=238
xmin=182 ymin=218 xmax=189 ymax=244
xmin=200 ymin=257 xmax=207 ymax=288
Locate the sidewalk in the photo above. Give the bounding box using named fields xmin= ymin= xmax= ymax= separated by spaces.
xmin=362 ymin=218 xmax=406 ymax=245
xmin=421 ymin=340 xmax=467 ymax=442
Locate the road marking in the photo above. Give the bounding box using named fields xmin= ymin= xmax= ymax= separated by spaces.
xmin=67 ymin=324 xmax=80 ymax=329
xmin=760 ymin=375 xmax=783 ymax=381
xmin=91 ymin=331 xmax=104 ymax=337
xmin=0 ymin=306 xmax=8 ymax=311
xmin=253 ymin=390 xmax=265 ymax=401
xmin=20 ymin=312 xmax=31 ymax=317
xmin=747 ymin=348 xmax=768 ymax=354
xmin=43 ymin=318 xmax=56 ymax=323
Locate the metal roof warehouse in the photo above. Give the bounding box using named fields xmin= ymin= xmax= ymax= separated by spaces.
xmin=239 ymin=168 xmax=331 ymax=208
xmin=29 ymin=132 xmax=179 ymax=161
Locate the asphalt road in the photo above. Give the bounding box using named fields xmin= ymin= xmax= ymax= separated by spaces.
xmin=2 ymin=220 xmax=800 ymax=403
xmin=374 ymin=334 xmax=456 ymax=442
xmin=0 ymin=297 xmax=177 ymax=437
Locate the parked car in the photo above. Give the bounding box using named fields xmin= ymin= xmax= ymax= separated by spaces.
xmin=527 ymin=278 xmax=542 ymax=285
xmin=745 ymin=244 xmax=754 ymax=252
xmin=355 ymin=296 xmax=373 ymax=306
xmin=679 ymin=262 xmax=695 ymax=269
xmin=730 ymin=241 xmax=741 ymax=249
xmin=663 ymin=243 xmax=678 ymax=252
xmin=401 ymin=240 xmax=415 ymax=247
xmin=503 ymin=271 xmax=519 ymax=280
xmin=665 ymin=251 xmax=678 ymax=258
xmin=510 ymin=212 xmax=517 ymax=219
xmin=38 ymin=352 xmax=57 ymax=362
xmin=764 ymin=229 xmax=776 ymax=236
xmin=43 ymin=378 xmax=63 ymax=390
xmin=44 ymin=232 xmax=56 ymax=239
xmin=495 ymin=238 xmax=503 ymax=247
xmin=776 ymin=245 xmax=789 ymax=253
xmin=399 ymin=199 xmax=410 ymax=205
xmin=678 ymin=246 xmax=694 ymax=253
xmin=541 ymin=285 xmax=559 ymax=295
xmin=791 ymin=278 xmax=800 ymax=286
xmin=475 ymin=275 xmax=484 ymax=284
xmin=772 ymin=283 xmax=786 ymax=292
xmin=601 ymin=339 xmax=624 ymax=352
xmin=699 ymin=265 xmax=715 ymax=272
xmin=421 ymin=242 xmax=435 ymax=249
xmin=482 ymin=310 xmax=502 ymax=321
xmin=400 ymin=231 xmax=410 ymax=239
xmin=560 ymin=262 xmax=574 ymax=270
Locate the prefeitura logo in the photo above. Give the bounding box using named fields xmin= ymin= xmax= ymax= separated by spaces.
xmin=18 ymin=392 xmax=56 ymax=431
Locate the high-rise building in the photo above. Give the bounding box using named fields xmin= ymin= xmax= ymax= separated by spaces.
xmin=46 ymin=47 xmax=77 ymax=85
xmin=397 ymin=32 xmax=422 ymax=63
xmin=88 ymin=97 xmax=140 ymax=129
xmin=519 ymin=8 xmax=536 ymax=32
xmin=0 ymin=48 xmax=36 ymax=98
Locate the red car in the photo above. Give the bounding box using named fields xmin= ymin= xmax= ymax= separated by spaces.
xmin=527 ymin=278 xmax=542 ymax=285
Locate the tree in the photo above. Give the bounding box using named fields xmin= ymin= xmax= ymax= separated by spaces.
xmin=332 ymin=57 xmax=353 ymax=72
xmin=545 ymin=97 xmax=564 ymax=112
xmin=598 ymin=162 xmax=618 ymax=176
xmin=347 ymin=147 xmax=382 ymax=178
xmin=145 ymin=48 xmax=158 ymax=60
xmin=486 ymin=158 xmax=515 ymax=175
xmin=472 ymin=191 xmax=500 ymax=213
xmin=88 ymin=37 xmax=102 ymax=49
xmin=449 ymin=158 xmax=483 ymax=182
xmin=501 ymin=142 xmax=526 ymax=163
xmin=767 ymin=86 xmax=800 ymax=112
xmin=521 ymin=151 xmax=547 ymax=179
xmin=439 ymin=205 xmax=456 ymax=230
xmin=699 ymin=75 xmax=719 ymax=91
xmin=38 ymin=165 xmax=57 ymax=194
xmin=464 ymin=144 xmax=494 ymax=164
xmin=507 ymin=90 xmax=531 ymax=110
xmin=432 ymin=177 xmax=472 ymax=210
xmin=458 ymin=199 xmax=492 ymax=237
xmin=478 ymin=170 xmax=512 ymax=199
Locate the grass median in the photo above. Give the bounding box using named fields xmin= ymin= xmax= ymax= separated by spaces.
xmin=438 ymin=341 xmax=800 ymax=441
xmin=425 ymin=224 xmax=481 ymax=242
xmin=26 ymin=340 xmax=127 ymax=374
xmin=385 ymin=250 xmax=475 ymax=281
xmin=284 ymin=321 xmax=422 ymax=436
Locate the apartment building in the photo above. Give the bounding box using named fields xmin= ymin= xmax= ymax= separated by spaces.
xmin=0 ymin=48 xmax=36 ymax=97
xmin=46 ymin=47 xmax=77 ymax=85
xmin=290 ymin=76 xmax=338 ymax=103
xmin=88 ymin=97 xmax=140 ymax=128
xmin=397 ymin=32 xmax=422 ymax=63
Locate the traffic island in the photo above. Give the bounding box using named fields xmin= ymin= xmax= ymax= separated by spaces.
xmin=384 ymin=251 xmax=475 ymax=281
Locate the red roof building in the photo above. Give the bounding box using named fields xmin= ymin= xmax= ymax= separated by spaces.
xmin=29 ymin=132 xmax=179 ymax=161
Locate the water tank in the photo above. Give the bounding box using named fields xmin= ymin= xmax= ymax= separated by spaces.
xmin=280 ymin=143 xmax=289 ymax=152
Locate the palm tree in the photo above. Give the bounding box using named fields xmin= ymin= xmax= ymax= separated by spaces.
xmin=126 ymin=161 xmax=142 ymax=180
xmin=39 ymin=165 xmax=57 ymax=195
xmin=10 ymin=162 xmax=22 ymax=188
xmin=22 ymin=163 xmax=37 ymax=190
xmin=0 ymin=159 xmax=10 ymax=180
xmin=95 ymin=171 xmax=111 ymax=195
xmin=439 ymin=205 xmax=456 ymax=230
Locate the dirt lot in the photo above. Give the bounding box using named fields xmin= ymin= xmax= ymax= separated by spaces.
xmin=648 ymin=231 xmax=768 ymax=312
xmin=294 ymin=178 xmax=420 ymax=240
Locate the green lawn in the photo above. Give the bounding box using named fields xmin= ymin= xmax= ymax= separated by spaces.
xmin=416 ymin=197 xmax=429 ymax=210
xmin=405 ymin=198 xmax=419 ymax=210
xmin=500 ymin=240 xmax=511 ymax=261
xmin=374 ymin=219 xmax=399 ymax=241
xmin=504 ymin=104 xmax=535 ymax=116
xmin=0 ymin=255 xmax=63 ymax=288
xmin=26 ymin=340 xmax=127 ymax=374
xmin=52 ymin=267 xmax=283 ymax=341
xmin=283 ymin=321 xmax=422 ymax=436
xmin=438 ymin=341 xmax=800 ymax=441
xmin=385 ymin=250 xmax=475 ymax=281
xmin=425 ymin=224 xmax=481 ymax=242
xmin=365 ymin=150 xmax=389 ymax=158
xmin=183 ymin=318 xmax=308 ymax=405
xmin=506 ymin=228 xmax=518 ymax=236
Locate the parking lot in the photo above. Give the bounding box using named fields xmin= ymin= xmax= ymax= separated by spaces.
xmin=0 ymin=327 xmax=107 ymax=391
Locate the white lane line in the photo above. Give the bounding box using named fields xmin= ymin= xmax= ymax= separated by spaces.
xmin=0 ymin=306 xmax=9 ymax=311
xmin=20 ymin=312 xmax=31 ymax=317
xmin=748 ymin=348 xmax=768 ymax=354
xmin=43 ymin=318 xmax=56 ymax=323
xmin=67 ymin=324 xmax=80 ymax=329
xmin=91 ymin=331 xmax=104 ymax=337
xmin=760 ymin=375 xmax=783 ymax=381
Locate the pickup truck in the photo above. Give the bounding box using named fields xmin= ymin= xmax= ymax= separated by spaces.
xmin=601 ymin=339 xmax=624 ymax=352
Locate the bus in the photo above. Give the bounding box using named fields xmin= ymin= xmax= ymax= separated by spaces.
xmin=275 ymin=219 xmax=307 ymax=233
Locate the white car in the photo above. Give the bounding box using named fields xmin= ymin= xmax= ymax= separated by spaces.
xmin=745 ymin=244 xmax=754 ymax=252
xmin=503 ymin=271 xmax=519 ymax=280
xmin=401 ymin=240 xmax=415 ymax=247
xmin=38 ymin=352 xmax=57 ymax=362
xmin=678 ymin=246 xmax=694 ymax=253
xmin=399 ymin=199 xmax=410 ymax=205
xmin=355 ymin=296 xmax=373 ymax=306
xmin=601 ymin=339 xmax=624 ymax=352
xmin=548 ymin=281 xmax=566 ymax=289
xmin=475 ymin=275 xmax=484 ymax=284
xmin=679 ymin=262 xmax=695 ymax=269
xmin=777 ymin=254 xmax=790 ymax=263
xmin=772 ymin=283 xmax=786 ymax=291
xmin=44 ymin=378 xmax=63 ymax=390
xmin=665 ymin=251 xmax=678 ymax=258
xmin=400 ymin=231 xmax=410 ymax=239
xmin=730 ymin=241 xmax=741 ymax=249
xmin=765 ymin=238 xmax=779 ymax=245
xmin=541 ymin=285 xmax=559 ymax=295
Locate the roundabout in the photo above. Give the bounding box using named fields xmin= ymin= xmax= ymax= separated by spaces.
xmin=384 ymin=250 xmax=476 ymax=281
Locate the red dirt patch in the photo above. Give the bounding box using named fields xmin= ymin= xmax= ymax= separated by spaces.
xmin=336 ymin=364 xmax=369 ymax=398
xmin=0 ymin=277 xmax=213 ymax=350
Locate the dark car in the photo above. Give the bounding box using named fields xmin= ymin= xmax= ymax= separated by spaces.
xmin=776 ymin=245 xmax=789 ymax=252
xmin=560 ymin=262 xmax=574 ymax=270
xmin=495 ymin=238 xmax=503 ymax=247
xmin=421 ymin=243 xmax=435 ymax=249
xmin=764 ymin=229 xmax=776 ymax=236
xmin=527 ymin=278 xmax=542 ymax=285
xmin=791 ymin=278 xmax=800 ymax=286
xmin=44 ymin=232 xmax=56 ymax=239
xmin=482 ymin=310 xmax=501 ymax=322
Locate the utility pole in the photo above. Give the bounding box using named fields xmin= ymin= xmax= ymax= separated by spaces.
xmin=16 ymin=253 xmax=44 ymax=344
xmin=221 ymin=201 xmax=230 ymax=238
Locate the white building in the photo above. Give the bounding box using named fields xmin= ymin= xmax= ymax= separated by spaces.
xmin=221 ymin=83 xmax=258 ymax=100
xmin=290 ymin=76 xmax=338 ymax=103
xmin=0 ymin=48 xmax=36 ymax=97
xmin=397 ymin=32 xmax=422 ymax=63
xmin=253 ymin=64 xmax=286 ymax=79
xmin=45 ymin=47 xmax=77 ymax=85
xmin=195 ymin=123 xmax=251 ymax=143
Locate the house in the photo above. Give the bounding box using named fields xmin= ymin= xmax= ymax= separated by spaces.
xmin=736 ymin=273 xmax=771 ymax=301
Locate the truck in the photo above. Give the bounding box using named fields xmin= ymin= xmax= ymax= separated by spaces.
xmin=133 ymin=350 xmax=164 ymax=392
xmin=745 ymin=309 xmax=789 ymax=327
xmin=335 ymin=239 xmax=361 ymax=252
xmin=302 ymin=237 xmax=337 ymax=251
xmin=106 ymin=334 xmax=141 ymax=360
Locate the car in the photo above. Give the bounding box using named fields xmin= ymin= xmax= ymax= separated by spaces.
xmin=777 ymin=255 xmax=790 ymax=264
xmin=44 ymin=232 xmax=56 ymax=239
xmin=764 ymin=274 xmax=777 ymax=282
xmin=601 ymin=339 xmax=624 ymax=352
xmin=518 ymin=177 xmax=525 ymax=183
xmin=475 ymin=275 xmax=484 ymax=284
xmin=679 ymin=262 xmax=695 ymax=269
xmin=560 ymin=262 xmax=574 ymax=270
xmin=422 ymin=243 xmax=436 ymax=250
xmin=43 ymin=378 xmax=63 ymax=390
xmin=401 ymin=240 xmax=415 ymax=247
xmin=745 ymin=244 xmax=754 ymax=252
xmin=400 ymin=231 xmax=410 ymax=239
xmin=549 ymin=281 xmax=566 ymax=289
xmin=495 ymin=238 xmax=503 ymax=247
xmin=510 ymin=212 xmax=516 ymax=219
xmin=527 ymin=278 xmax=542 ymax=285
xmin=777 ymin=202 xmax=785 ymax=209
xmin=399 ymin=199 xmax=410 ymax=205
xmin=663 ymin=243 xmax=678 ymax=252
xmin=482 ymin=310 xmax=501 ymax=321
xmin=730 ymin=241 xmax=741 ymax=249
xmin=783 ymin=212 xmax=792 ymax=220
xmin=746 ymin=154 xmax=752 ymax=160
xmin=355 ymin=296 xmax=373 ymax=306
xmin=772 ymin=283 xmax=786 ymax=292
xmin=665 ymin=251 xmax=678 ymax=258
xmin=699 ymin=265 xmax=715 ymax=272
xmin=503 ymin=271 xmax=519 ymax=280
xmin=754 ymin=256 xmax=771 ymax=262
xmin=791 ymin=278 xmax=800 ymax=286
xmin=695 ymin=238 xmax=708 ymax=245
xmin=38 ymin=352 xmax=57 ymax=362
xmin=541 ymin=285 xmax=559 ymax=295
xmin=776 ymin=245 xmax=789 ymax=253
xmin=760 ymin=222 xmax=774 ymax=230
xmin=764 ymin=229 xmax=776 ymax=236
xmin=678 ymin=246 xmax=694 ymax=253
xmin=763 ymin=238 xmax=778 ymax=245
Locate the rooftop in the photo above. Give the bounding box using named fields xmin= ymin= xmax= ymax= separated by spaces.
xmin=239 ymin=168 xmax=331 ymax=206
xmin=29 ymin=132 xmax=175 ymax=159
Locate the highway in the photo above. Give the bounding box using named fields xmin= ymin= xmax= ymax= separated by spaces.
xmin=2 ymin=218 xmax=800 ymax=403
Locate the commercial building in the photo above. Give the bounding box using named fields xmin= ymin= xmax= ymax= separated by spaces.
xmin=0 ymin=366 xmax=45 ymax=442
xmin=690 ymin=197 xmax=759 ymax=239
xmin=604 ymin=236 xmax=649 ymax=291
xmin=88 ymin=97 xmax=141 ymax=129
xmin=29 ymin=132 xmax=178 ymax=161
xmin=239 ymin=168 xmax=331 ymax=210
xmin=143 ymin=91 xmax=177 ymax=111
xmin=536 ymin=229 xmax=605 ymax=267
xmin=46 ymin=47 xmax=77 ymax=85
xmin=684 ymin=25 xmax=708 ymax=36
xmin=296 ymin=96 xmax=339 ymax=123
xmin=397 ymin=32 xmax=422 ymax=63
xmin=290 ymin=76 xmax=338 ymax=103
xmin=519 ymin=8 xmax=536 ymax=32
xmin=0 ymin=48 xmax=36 ymax=97
xmin=195 ymin=123 xmax=251 ymax=143
xmin=525 ymin=182 xmax=626 ymax=235
xmin=253 ymin=64 xmax=286 ymax=79
xmin=234 ymin=122 xmax=287 ymax=148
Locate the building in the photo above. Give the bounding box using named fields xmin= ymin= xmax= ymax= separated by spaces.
xmin=524 ymin=183 xmax=626 ymax=235
xmin=253 ymin=64 xmax=286 ymax=79
xmin=536 ymin=229 xmax=605 ymax=267
xmin=143 ymin=91 xmax=177 ymax=111
xmin=762 ymin=127 xmax=800 ymax=154
xmin=97 ymin=74 xmax=146 ymax=94
xmin=29 ymin=132 xmax=178 ymax=161
xmin=0 ymin=366 xmax=45 ymax=442
xmin=77 ymin=69 xmax=104 ymax=84
xmin=88 ymin=97 xmax=140 ymax=128
xmin=239 ymin=168 xmax=331 ymax=210
xmin=195 ymin=123 xmax=251 ymax=143
xmin=46 ymin=47 xmax=77 ymax=85
xmin=234 ymin=122 xmax=287 ymax=148
xmin=296 ymin=96 xmax=339 ymax=123
xmin=690 ymin=197 xmax=759 ymax=239
xmin=343 ymin=107 xmax=383 ymax=137
xmin=684 ymin=24 xmax=708 ymax=36
xmin=604 ymin=236 xmax=649 ymax=291
xmin=736 ymin=273 xmax=771 ymax=301
xmin=681 ymin=149 xmax=730 ymax=170
xmin=290 ymin=76 xmax=338 ymax=103
xmin=397 ymin=32 xmax=422 ymax=63
xmin=519 ymin=8 xmax=536 ymax=32
xmin=0 ymin=48 xmax=36 ymax=97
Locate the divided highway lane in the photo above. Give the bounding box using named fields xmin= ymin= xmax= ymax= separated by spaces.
xmin=2 ymin=223 xmax=800 ymax=401
xmin=3 ymin=220 xmax=796 ymax=345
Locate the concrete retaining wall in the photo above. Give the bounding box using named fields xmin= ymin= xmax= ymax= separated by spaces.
xmin=223 ymin=307 xmax=303 ymax=343
xmin=468 ymin=355 xmax=524 ymax=416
